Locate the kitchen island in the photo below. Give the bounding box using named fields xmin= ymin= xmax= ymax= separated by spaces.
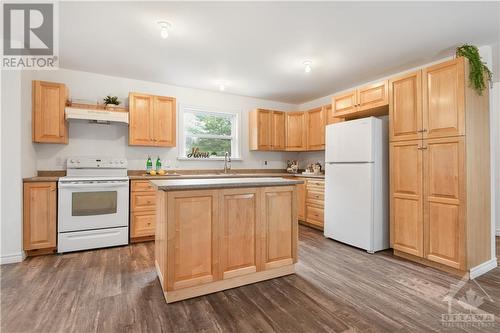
xmin=151 ymin=177 xmax=302 ymax=303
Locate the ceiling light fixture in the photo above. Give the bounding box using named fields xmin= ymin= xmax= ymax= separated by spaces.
xmin=157 ymin=21 xmax=172 ymax=39
xmin=303 ymin=60 xmax=312 ymax=73
xmin=219 ymin=84 xmax=226 ymax=91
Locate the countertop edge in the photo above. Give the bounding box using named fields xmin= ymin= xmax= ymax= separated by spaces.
xmin=151 ymin=179 xmax=304 ymax=191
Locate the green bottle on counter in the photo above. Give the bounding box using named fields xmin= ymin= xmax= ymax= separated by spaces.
xmin=155 ymin=156 xmax=162 ymax=171
xmin=146 ymin=156 xmax=153 ymax=172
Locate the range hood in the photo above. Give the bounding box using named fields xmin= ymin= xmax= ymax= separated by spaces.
xmin=65 ymin=107 xmax=129 ymax=124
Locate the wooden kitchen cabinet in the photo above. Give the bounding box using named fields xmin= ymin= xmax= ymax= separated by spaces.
xmin=332 ymin=90 xmax=357 ymax=117
xmin=165 ymin=190 xmax=219 ymax=290
xmin=23 ymin=182 xmax=57 ymax=253
xmin=390 ymin=57 xmax=491 ymax=275
xmin=129 ymin=92 xmax=176 ymax=147
xmin=326 ymin=104 xmax=344 ymax=125
xmin=285 ymin=112 xmax=307 ymax=151
xmin=423 ymin=58 xmax=465 ymax=139
xmin=130 ymin=180 xmax=156 ymax=241
xmin=390 ymin=140 xmax=423 ymax=257
xmin=260 ymin=186 xmax=297 ymax=270
xmin=306 ymin=107 xmax=326 ymax=150
xmin=271 ymin=111 xmax=286 ymax=150
xmin=296 ymin=178 xmax=306 ymax=221
xmin=153 ymin=96 xmax=176 ymax=146
xmin=389 ymin=71 xmax=422 ymax=142
xmin=249 ymin=109 xmax=285 ymax=151
xmin=32 ymin=80 xmax=68 ymax=144
xmin=219 ymin=188 xmax=260 ymax=279
xmin=332 ymin=80 xmax=388 ymax=119
xmin=305 ymin=179 xmax=325 ymax=229
xmin=424 ymin=136 xmax=465 ymax=270
xmin=155 ymin=185 xmax=297 ymax=302
xmin=357 ymin=80 xmax=389 ymax=112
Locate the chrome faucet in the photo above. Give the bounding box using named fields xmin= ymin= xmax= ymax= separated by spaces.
xmin=223 ymin=152 xmax=231 ymax=173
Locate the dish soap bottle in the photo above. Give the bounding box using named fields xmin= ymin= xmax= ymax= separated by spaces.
xmin=146 ymin=156 xmax=153 ymax=172
xmin=155 ymin=156 xmax=162 ymax=171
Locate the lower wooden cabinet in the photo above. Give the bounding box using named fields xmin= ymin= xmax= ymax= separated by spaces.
xmin=130 ymin=180 xmax=156 ymax=241
xmin=305 ymin=179 xmax=325 ymax=229
xmin=165 ymin=190 xmax=219 ymax=290
xmin=296 ymin=178 xmax=306 ymax=220
xmin=220 ymin=188 xmax=259 ymax=279
xmin=23 ymin=182 xmax=57 ymax=253
xmin=391 ymin=136 xmax=482 ymax=273
xmin=156 ymin=186 xmax=298 ymax=300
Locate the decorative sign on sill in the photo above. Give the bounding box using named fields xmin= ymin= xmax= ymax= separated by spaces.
xmin=186 ymin=147 xmax=212 ymax=158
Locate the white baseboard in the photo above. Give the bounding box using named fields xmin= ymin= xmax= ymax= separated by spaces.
xmin=469 ymin=257 xmax=498 ymax=279
xmin=0 ymin=252 xmax=24 ymax=265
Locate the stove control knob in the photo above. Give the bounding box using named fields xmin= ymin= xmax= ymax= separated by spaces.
xmin=70 ymin=159 xmax=74 ymax=163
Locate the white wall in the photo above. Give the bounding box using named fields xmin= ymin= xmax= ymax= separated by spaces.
xmin=1 ymin=71 xmax=26 ymax=264
xmin=25 ymin=69 xmax=299 ymax=171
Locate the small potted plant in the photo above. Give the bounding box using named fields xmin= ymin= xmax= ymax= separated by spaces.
xmin=103 ymin=95 xmax=120 ymax=109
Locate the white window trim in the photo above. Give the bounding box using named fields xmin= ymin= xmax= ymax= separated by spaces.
xmin=178 ymin=104 xmax=242 ymax=161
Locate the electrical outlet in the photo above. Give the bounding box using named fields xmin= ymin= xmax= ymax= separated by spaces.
xmin=262 ymin=160 xmax=268 ymax=167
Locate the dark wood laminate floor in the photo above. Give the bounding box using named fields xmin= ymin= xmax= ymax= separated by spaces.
xmin=1 ymin=227 xmax=499 ymax=333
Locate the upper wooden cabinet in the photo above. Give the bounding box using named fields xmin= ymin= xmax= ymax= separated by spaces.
xmin=285 ymin=112 xmax=307 ymax=151
xmin=249 ymin=109 xmax=285 ymax=151
xmin=332 ymin=80 xmax=388 ymax=119
xmin=23 ymin=182 xmax=57 ymax=252
xmin=332 ymin=91 xmax=357 ymax=117
xmin=326 ymin=104 xmax=344 ymax=125
xmin=129 ymin=92 xmax=176 ymax=147
xmin=154 ymin=96 xmax=177 ymax=146
xmin=357 ymin=81 xmax=389 ymax=112
xmin=32 ymin=80 xmax=68 ymax=144
xmin=306 ymin=107 xmax=326 ymax=150
xmin=423 ymin=58 xmax=465 ymax=139
xmin=271 ymin=111 xmax=286 ymax=150
xmin=389 ymin=71 xmax=423 ymax=142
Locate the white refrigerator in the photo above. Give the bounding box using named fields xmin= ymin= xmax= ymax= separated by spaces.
xmin=324 ymin=116 xmax=389 ymax=253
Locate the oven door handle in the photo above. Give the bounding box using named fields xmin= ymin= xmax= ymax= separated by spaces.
xmin=58 ymin=181 xmax=129 ymax=189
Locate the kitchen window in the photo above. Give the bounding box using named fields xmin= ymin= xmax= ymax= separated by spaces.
xmin=179 ymin=106 xmax=240 ymax=159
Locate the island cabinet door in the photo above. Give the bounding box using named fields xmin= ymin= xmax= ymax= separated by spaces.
xmin=219 ymin=188 xmax=260 ymax=279
xmin=260 ymin=186 xmax=298 ymax=270
xmin=166 ymin=190 xmax=220 ymax=291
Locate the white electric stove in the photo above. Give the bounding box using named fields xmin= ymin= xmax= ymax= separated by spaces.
xmin=57 ymin=157 xmax=129 ymax=253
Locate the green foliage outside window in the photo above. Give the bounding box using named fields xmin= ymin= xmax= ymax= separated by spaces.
xmin=185 ymin=112 xmax=234 ymax=157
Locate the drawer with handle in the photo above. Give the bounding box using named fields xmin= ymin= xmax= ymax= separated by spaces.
xmin=131 ymin=192 xmax=156 ymax=211
xmin=131 ymin=212 xmax=155 ymax=238
xmin=306 ymin=191 xmax=324 ymax=203
xmin=306 ymin=180 xmax=325 ymax=190
xmin=306 ymin=205 xmax=324 ymax=226
xmin=131 ymin=180 xmax=156 ymax=193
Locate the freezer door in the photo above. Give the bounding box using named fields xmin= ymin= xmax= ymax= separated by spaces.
xmin=325 ymin=117 xmax=376 ymax=163
xmin=324 ymin=163 xmax=374 ymax=251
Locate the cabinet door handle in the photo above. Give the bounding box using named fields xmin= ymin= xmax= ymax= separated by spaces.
xmin=417 ymin=129 xmax=427 ymax=133
xmin=417 ymin=146 xmax=428 ymax=150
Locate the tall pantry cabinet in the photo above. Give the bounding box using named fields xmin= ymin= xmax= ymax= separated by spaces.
xmin=389 ymin=57 xmax=491 ymax=275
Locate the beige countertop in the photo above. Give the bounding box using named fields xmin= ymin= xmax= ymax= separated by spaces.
xmin=23 ymin=170 xmax=325 ymax=182
xmin=151 ymin=177 xmax=304 ymax=191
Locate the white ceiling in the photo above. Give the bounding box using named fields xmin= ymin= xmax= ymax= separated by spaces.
xmin=59 ymin=1 xmax=500 ymax=104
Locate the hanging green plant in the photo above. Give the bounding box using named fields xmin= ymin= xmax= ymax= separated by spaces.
xmin=456 ymin=44 xmax=492 ymax=95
